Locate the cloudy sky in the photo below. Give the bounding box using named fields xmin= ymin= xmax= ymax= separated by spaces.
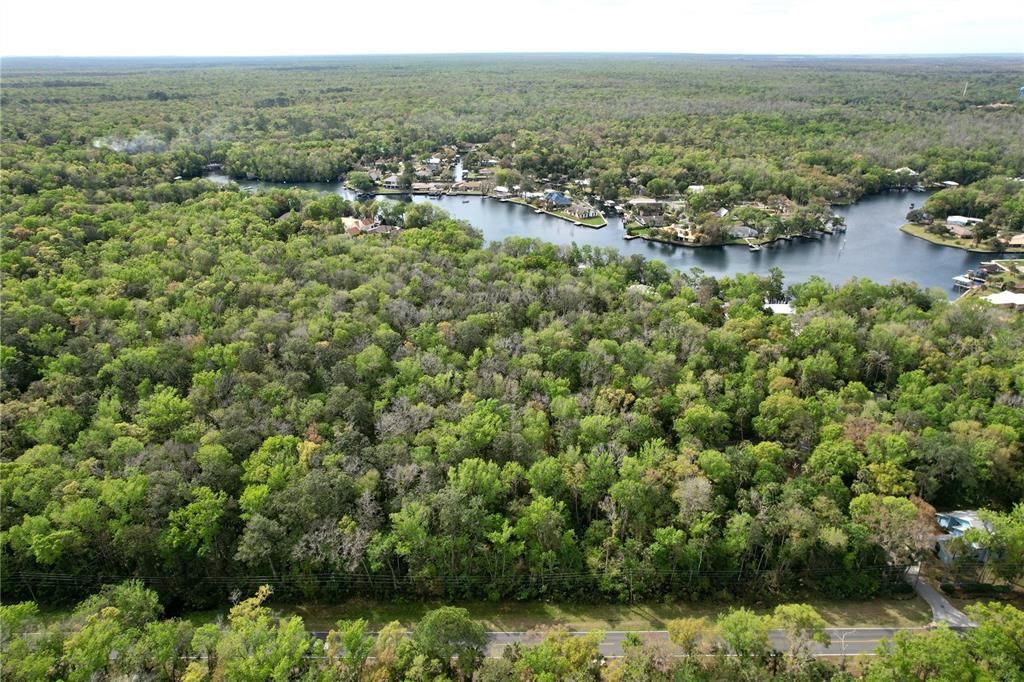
xmin=3 ymin=0 xmax=1022 ymax=56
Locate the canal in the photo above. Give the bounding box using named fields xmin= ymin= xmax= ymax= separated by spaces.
xmin=208 ymin=175 xmax=1021 ymax=296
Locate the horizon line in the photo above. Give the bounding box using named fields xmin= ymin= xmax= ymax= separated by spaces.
xmin=4 ymin=51 xmax=1024 ymax=60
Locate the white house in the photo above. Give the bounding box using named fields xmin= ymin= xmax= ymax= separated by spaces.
xmin=947 ymin=215 xmax=983 ymax=226
xmin=382 ymin=175 xmax=400 ymax=190
xmin=764 ymin=302 xmax=794 ymax=315
xmin=984 ymin=291 xmax=1024 ymax=307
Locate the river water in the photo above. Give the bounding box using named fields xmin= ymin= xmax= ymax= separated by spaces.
xmin=207 ymin=175 xmax=1021 ymax=296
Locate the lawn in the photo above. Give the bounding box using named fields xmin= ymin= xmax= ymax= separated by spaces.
xmin=185 ymin=596 xmax=929 ymax=632
xmin=549 ymin=209 xmax=607 ymax=227
xmin=900 ymin=224 xmax=1002 ymax=252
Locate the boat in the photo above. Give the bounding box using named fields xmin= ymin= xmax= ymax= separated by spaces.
xmin=953 ymin=274 xmax=981 ymax=290
xmin=749 ymin=244 xmax=762 ymax=251
xmin=462 ymin=199 xmax=470 ymax=203
xmin=534 ymin=209 xmax=543 ymax=214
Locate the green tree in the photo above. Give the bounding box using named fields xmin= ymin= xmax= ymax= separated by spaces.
xmin=865 ymin=625 xmax=978 ymax=682
xmin=346 ymin=171 xmax=375 ymax=193
xmin=214 ymin=585 xmax=313 ymax=681
xmin=411 ymin=607 xmax=486 ymax=680
xmin=771 ymin=603 xmax=830 ymax=664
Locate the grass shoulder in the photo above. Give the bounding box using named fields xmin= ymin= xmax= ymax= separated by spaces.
xmin=183 ymin=596 xmax=930 ymax=632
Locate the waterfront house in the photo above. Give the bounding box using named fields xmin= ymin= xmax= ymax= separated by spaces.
xmin=493 ymin=185 xmax=511 ymax=198
xmin=1005 ymin=233 xmax=1024 ymax=248
xmin=984 ymin=291 xmax=1024 ymax=308
xmin=382 ymin=175 xmax=400 ymax=190
xmin=947 ymin=215 xmax=983 ymax=227
xmin=948 ymin=224 xmax=973 ymax=239
xmin=627 ymin=197 xmax=661 ymax=215
xmin=730 ymin=225 xmax=759 ymax=239
xmin=544 ymin=190 xmax=572 ymax=208
xmin=567 ymin=203 xmax=598 ymax=219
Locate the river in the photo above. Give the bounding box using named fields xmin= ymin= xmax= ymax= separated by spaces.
xmin=207 ymin=174 xmax=1021 ymax=296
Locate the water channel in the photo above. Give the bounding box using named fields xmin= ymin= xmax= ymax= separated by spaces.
xmin=208 ymin=174 xmax=1021 ymax=297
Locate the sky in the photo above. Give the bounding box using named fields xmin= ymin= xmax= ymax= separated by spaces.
xmin=2 ymin=0 xmax=1022 ymax=57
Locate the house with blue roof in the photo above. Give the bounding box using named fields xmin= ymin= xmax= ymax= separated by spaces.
xmin=935 ymin=511 xmax=991 ymax=565
xmin=544 ymin=190 xmax=571 ymax=208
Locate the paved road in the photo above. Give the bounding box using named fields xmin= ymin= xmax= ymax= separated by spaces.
xmin=311 ymin=626 xmax=930 ymax=658
xmin=483 ymin=627 xmax=926 ymax=657
xmin=906 ymin=564 xmax=975 ymax=627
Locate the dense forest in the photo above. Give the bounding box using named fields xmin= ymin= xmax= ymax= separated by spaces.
xmin=3 ymin=56 xmax=1024 ymax=679
xmin=3 ymin=174 xmax=1023 ymax=609
xmin=3 ymin=55 xmax=1024 ymax=202
xmin=4 ymin=581 xmax=1023 ymax=681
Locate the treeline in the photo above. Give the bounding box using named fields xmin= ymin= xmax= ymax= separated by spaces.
xmin=3 ymin=174 xmax=1023 ymax=608
xmin=3 ymin=56 xmax=1023 ymax=198
xmin=4 ymin=581 xmax=1023 ymax=681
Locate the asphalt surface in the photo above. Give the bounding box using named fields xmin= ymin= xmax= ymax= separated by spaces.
xmin=905 ymin=564 xmax=975 ymax=627
xmin=310 ymin=626 xmax=932 ymax=658
xmin=482 ymin=627 xmax=925 ymax=657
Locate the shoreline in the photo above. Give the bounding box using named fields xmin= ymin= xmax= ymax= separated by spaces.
xmin=899 ymin=224 xmax=1006 ymax=253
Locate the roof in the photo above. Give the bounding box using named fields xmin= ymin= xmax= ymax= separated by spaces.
xmin=942 ymin=180 xmax=961 ymax=187
xmin=764 ymin=302 xmax=794 ymax=315
xmin=494 ymin=185 xmax=509 ymax=193
xmin=984 ymin=291 xmax=1024 ymax=306
xmin=687 ymin=184 xmax=705 ymax=193
xmin=937 ymin=511 xmax=991 ymax=537
xmin=1008 ymin=233 xmax=1024 ymax=246
xmin=731 ymin=225 xmax=758 ymax=238
xmin=947 ymin=215 xmax=983 ymax=225
xmin=893 ymin=167 xmax=919 ymax=176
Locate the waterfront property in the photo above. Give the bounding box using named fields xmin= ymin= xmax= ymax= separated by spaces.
xmin=208 ymin=174 xmax=1022 ymax=296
